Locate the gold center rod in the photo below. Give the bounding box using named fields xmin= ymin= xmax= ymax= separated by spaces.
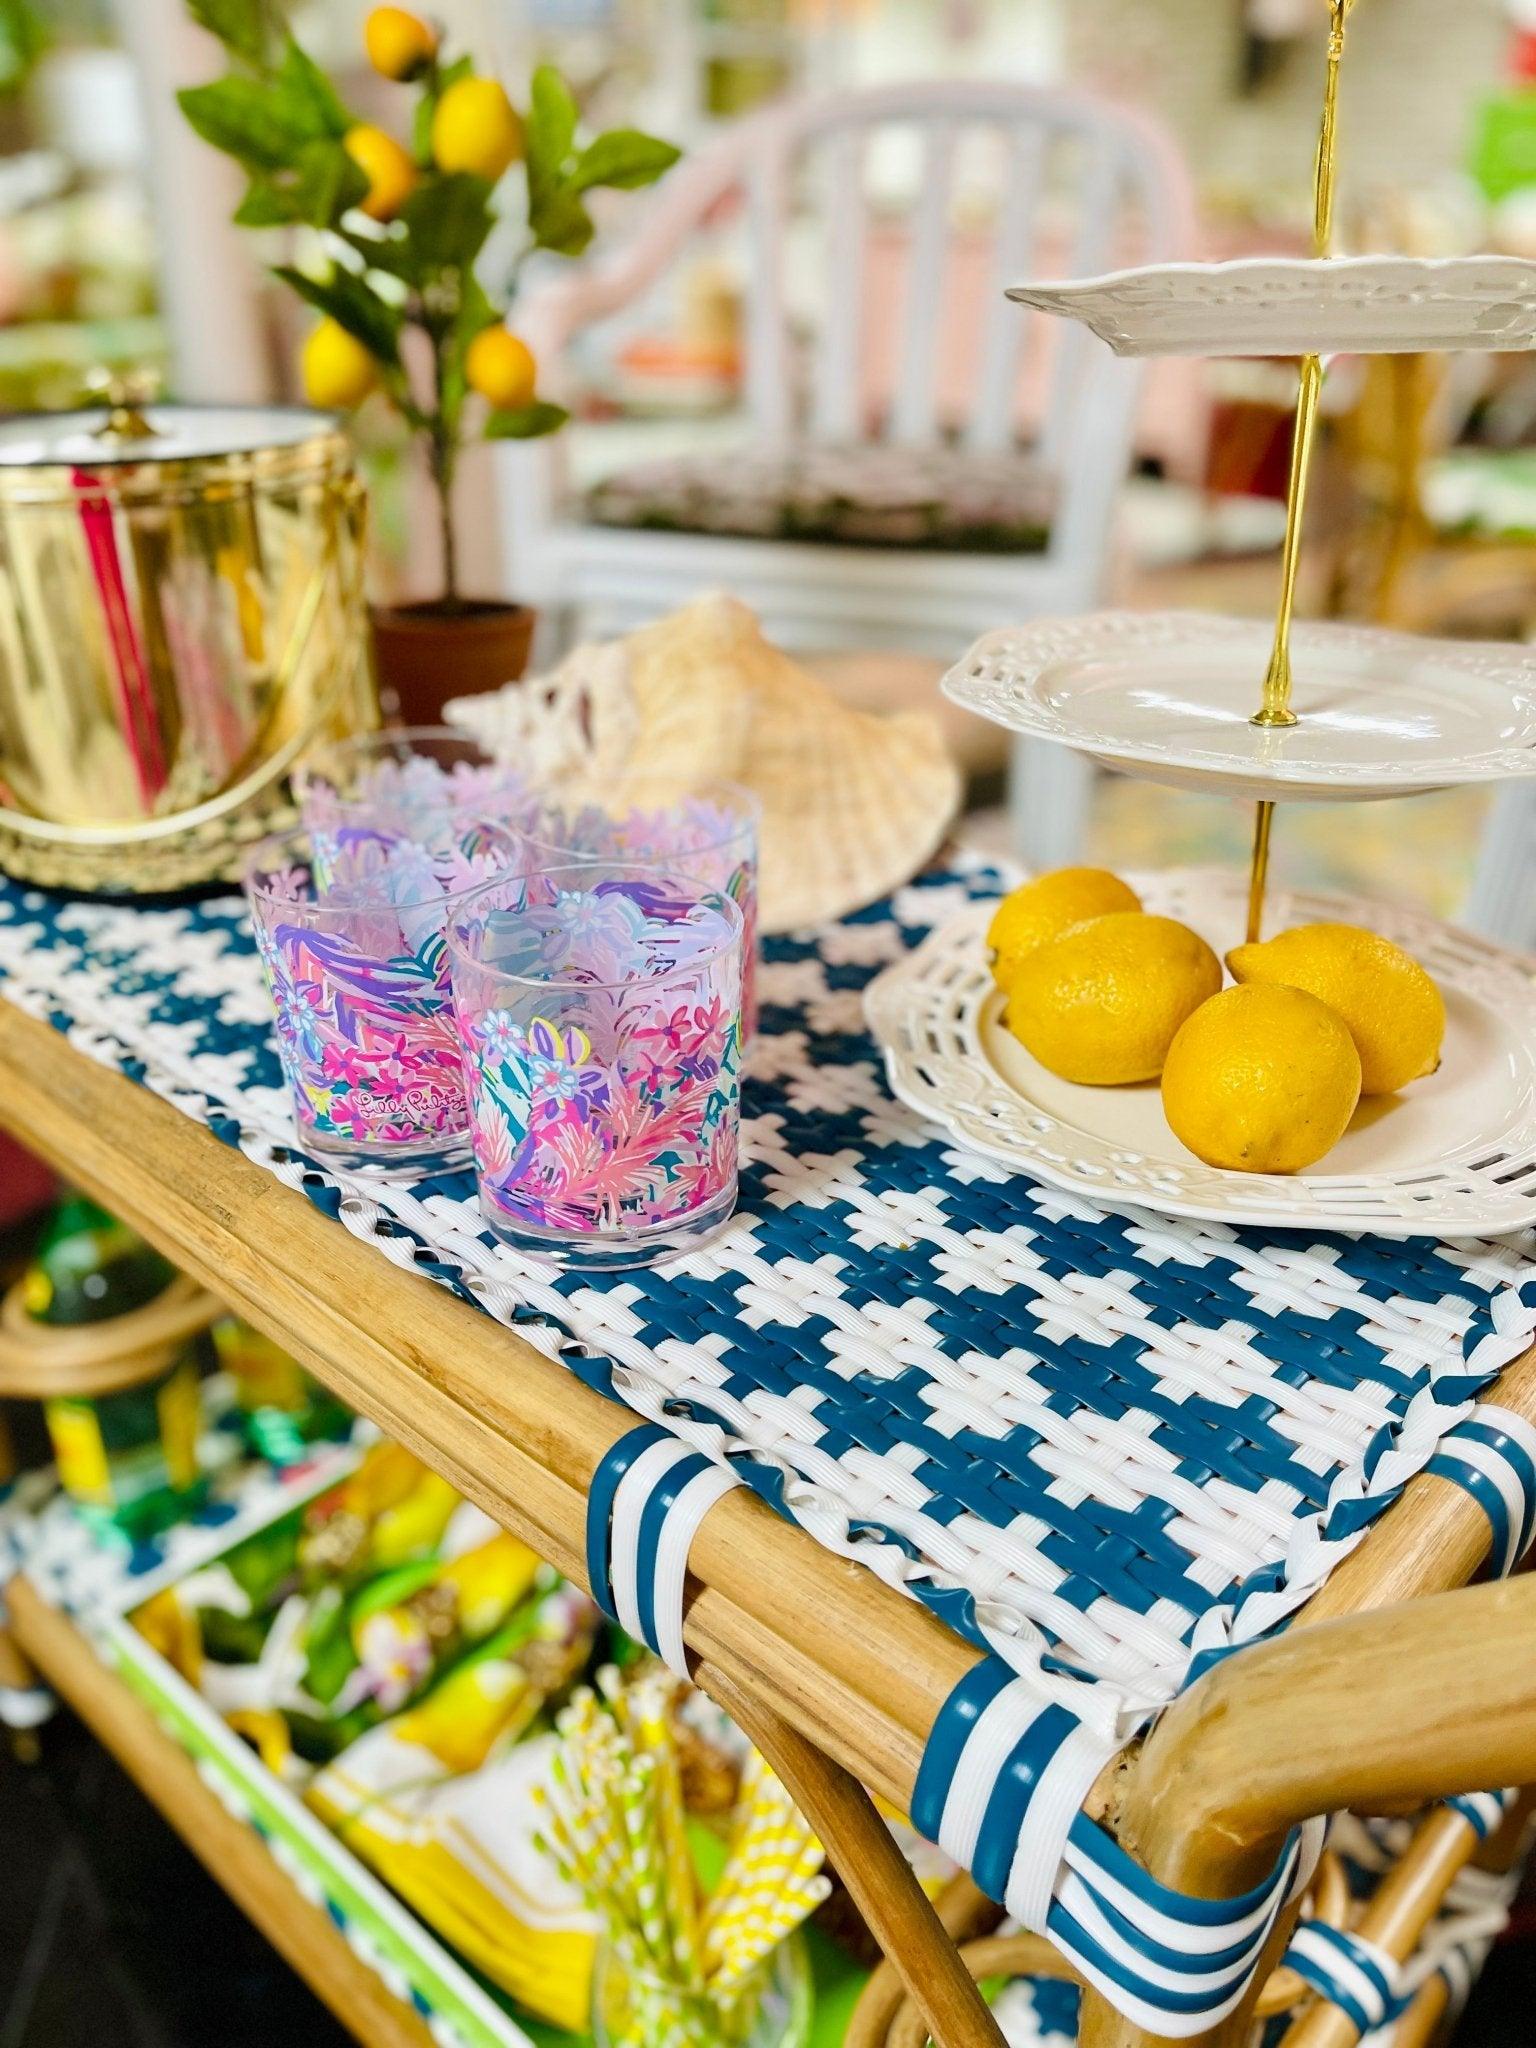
xmin=1245 ymin=0 xmax=1353 ymax=943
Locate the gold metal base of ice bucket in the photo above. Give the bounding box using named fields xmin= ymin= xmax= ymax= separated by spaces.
xmin=0 ymin=402 xmax=377 ymax=895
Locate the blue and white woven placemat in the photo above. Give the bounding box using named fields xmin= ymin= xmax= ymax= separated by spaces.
xmin=2 ymin=856 xmax=1534 ymax=1742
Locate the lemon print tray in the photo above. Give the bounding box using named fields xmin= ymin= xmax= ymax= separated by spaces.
xmin=865 ymin=867 xmax=1536 ymax=1238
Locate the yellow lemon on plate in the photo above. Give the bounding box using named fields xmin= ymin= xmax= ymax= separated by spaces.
xmin=1002 ymin=911 xmax=1221 ymax=1085
xmin=344 ymin=123 xmax=418 ymax=221
xmin=1225 ymin=921 xmax=1444 ymax=1096
xmin=465 ymin=327 xmax=538 ymax=410
xmin=1162 ymin=984 xmax=1362 ymax=1174
xmin=432 ymin=76 xmax=524 ymax=182
xmin=987 ymin=867 xmax=1141 ymax=990
xmin=364 ymin=5 xmax=438 ymax=80
xmin=301 ymin=318 xmax=378 ymax=409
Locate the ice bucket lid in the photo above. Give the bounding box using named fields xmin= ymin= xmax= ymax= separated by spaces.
xmin=0 ymin=402 xmax=342 ymax=469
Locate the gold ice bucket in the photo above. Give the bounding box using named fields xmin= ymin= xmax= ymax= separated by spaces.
xmin=0 ymin=399 xmax=378 ymax=893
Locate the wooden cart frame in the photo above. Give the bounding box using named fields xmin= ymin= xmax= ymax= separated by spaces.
xmin=2 ymin=994 xmax=1534 ymax=2048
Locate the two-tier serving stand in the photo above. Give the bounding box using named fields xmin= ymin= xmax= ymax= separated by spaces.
xmin=869 ymin=0 xmax=1536 ymax=1241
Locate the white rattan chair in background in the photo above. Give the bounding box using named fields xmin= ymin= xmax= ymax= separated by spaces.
xmin=494 ymin=81 xmax=1200 ymax=871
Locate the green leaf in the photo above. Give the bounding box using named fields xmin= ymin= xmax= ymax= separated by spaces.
xmin=272 ymin=263 xmax=402 ymax=364
xmin=529 ymin=182 xmax=595 ymax=257
xmin=186 ymin=0 xmax=270 ymax=67
xmin=343 ymin=226 xmax=419 ymax=282
xmin=454 ymin=273 xmax=498 ymax=346
xmin=0 ymin=0 xmax=47 ymax=97
xmin=233 ymin=177 xmax=300 ymax=227
xmin=570 ymin=128 xmax=680 ymax=193
xmin=291 ymin=138 xmax=369 ymax=226
xmin=526 ymin=64 xmax=578 ymax=186
xmin=276 ymin=33 xmax=352 ymax=140
xmin=484 ymin=401 xmax=570 ymax=439
xmin=178 ymin=75 xmax=310 ymax=173
xmin=398 ymin=173 xmax=495 ymax=271
xmin=230 ymin=140 xmax=367 ymax=232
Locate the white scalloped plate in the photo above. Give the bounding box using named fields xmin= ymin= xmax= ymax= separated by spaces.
xmin=1005 ymin=254 xmax=1536 ymax=358
xmin=942 ymin=611 xmax=1536 ymax=802
xmin=865 ymin=870 xmax=1536 ymax=1238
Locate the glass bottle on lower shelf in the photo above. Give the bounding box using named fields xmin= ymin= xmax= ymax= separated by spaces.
xmin=591 ymin=1932 xmax=812 ymax=2048
xmin=212 ymin=1318 xmax=352 ymax=1465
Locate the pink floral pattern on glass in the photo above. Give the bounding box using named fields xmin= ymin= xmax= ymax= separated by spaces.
xmin=246 ymin=826 xmax=515 ymax=1159
xmin=449 ymin=871 xmax=743 ymax=1263
xmin=295 ymin=728 xmax=534 ymax=852
xmin=529 ymin=784 xmax=760 ymax=1040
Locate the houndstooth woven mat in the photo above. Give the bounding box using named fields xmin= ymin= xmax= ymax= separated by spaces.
xmin=3 ymin=857 xmax=1534 ymax=1740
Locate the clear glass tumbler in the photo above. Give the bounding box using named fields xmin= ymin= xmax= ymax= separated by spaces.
xmin=590 ymin=1936 xmax=811 ymax=2048
xmin=447 ymin=861 xmax=744 ymax=1269
xmin=528 ymin=781 xmax=760 ymax=1040
xmin=244 ymin=822 xmax=518 ymax=1164
xmin=294 ymin=726 xmax=532 ymax=857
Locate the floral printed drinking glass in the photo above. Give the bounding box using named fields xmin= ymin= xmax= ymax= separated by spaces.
xmin=294 ymin=726 xmax=533 ymax=861
xmin=528 ymin=782 xmax=760 ymax=1040
xmin=447 ymin=862 xmax=745 ymax=1269
xmin=245 ymin=821 xmax=519 ymax=1164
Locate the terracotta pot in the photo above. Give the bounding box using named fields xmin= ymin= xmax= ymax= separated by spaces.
xmin=370 ymin=599 xmax=536 ymax=726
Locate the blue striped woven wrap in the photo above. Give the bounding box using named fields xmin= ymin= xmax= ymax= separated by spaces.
xmin=911 ymin=1654 xmax=1323 ymax=2038
xmin=586 ymin=1424 xmax=743 ymax=1680
xmin=1425 ymin=1403 xmax=1536 ymax=1577
xmin=1286 ymin=1922 xmax=1401 ymax=2037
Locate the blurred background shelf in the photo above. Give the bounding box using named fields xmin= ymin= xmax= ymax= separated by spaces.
xmin=4 ymin=1578 xmax=435 ymax=2048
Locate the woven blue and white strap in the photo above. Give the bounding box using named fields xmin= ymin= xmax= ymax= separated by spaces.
xmin=1446 ymin=1787 xmax=1516 ymax=1841
xmin=912 ymin=1656 xmax=1323 ymax=2038
xmin=586 ymin=1424 xmax=743 ymax=1680
xmin=1425 ymin=1404 xmax=1536 ymax=1577
xmin=1286 ymin=1922 xmax=1402 ymax=2037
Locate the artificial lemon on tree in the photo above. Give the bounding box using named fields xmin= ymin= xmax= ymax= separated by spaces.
xmin=364 ymin=6 xmax=438 ymax=81
xmin=343 ymin=123 xmax=418 ymax=220
xmin=1225 ymin=922 xmax=1445 ymax=1096
xmin=1002 ymin=912 xmax=1221 ymax=1085
xmin=1162 ymin=984 xmax=1362 ymax=1174
xmin=432 ymin=75 xmax=524 ymax=182
xmin=178 ymin=14 xmax=678 ymax=609
xmin=987 ymin=867 xmax=1141 ymax=991
xmin=301 ymin=318 xmax=378 ymax=410
xmin=465 ymin=327 xmax=537 ymax=411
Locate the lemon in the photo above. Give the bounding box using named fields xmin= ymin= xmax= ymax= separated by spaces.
xmin=364 ymin=5 xmax=438 ymax=80
xmin=987 ymin=867 xmax=1141 ymax=989
xmin=344 ymin=123 xmax=418 ymax=221
xmin=1162 ymin=985 xmax=1361 ymax=1173
xmin=431 ymin=76 xmax=524 ymax=182
xmin=301 ymin=318 xmax=378 ymax=410
xmin=1226 ymin=921 xmax=1445 ymax=1096
xmin=1002 ymin=911 xmax=1221 ymax=1085
xmin=465 ymin=326 xmax=537 ymax=410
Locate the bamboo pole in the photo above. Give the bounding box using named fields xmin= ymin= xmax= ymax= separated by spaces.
xmin=847 ymin=1873 xmax=1003 ymax=2048
xmin=698 ymin=1662 xmax=1007 ymax=2048
xmin=1279 ymin=1807 xmax=1479 ymax=2048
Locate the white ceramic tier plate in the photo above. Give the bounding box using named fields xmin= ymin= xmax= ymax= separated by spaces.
xmin=1005 ymin=255 xmax=1536 ymax=358
xmin=866 ymin=869 xmax=1536 ymax=1238
xmin=942 ymin=611 xmax=1536 ymax=802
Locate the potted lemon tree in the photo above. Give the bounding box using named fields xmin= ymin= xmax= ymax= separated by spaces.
xmin=178 ymin=3 xmax=679 ymax=718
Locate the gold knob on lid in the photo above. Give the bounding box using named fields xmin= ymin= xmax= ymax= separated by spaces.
xmin=85 ymin=367 xmax=160 ymax=443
